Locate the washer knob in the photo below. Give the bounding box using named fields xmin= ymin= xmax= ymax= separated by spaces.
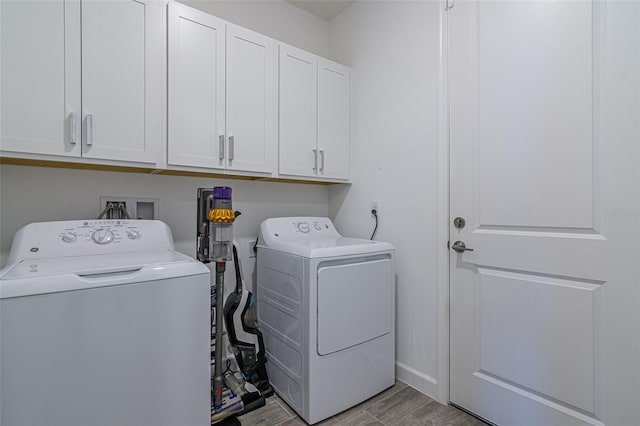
xmin=92 ymin=228 xmax=114 ymax=245
xmin=127 ymin=230 xmax=141 ymax=240
xmin=61 ymin=232 xmax=76 ymax=243
xmin=297 ymin=222 xmax=310 ymax=233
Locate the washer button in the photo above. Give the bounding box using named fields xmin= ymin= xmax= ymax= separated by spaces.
xmin=62 ymin=232 xmax=76 ymax=243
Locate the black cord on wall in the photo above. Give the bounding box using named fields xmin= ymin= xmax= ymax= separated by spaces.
xmin=370 ymin=209 xmax=378 ymax=240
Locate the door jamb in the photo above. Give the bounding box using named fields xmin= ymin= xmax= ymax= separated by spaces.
xmin=435 ymin=0 xmax=451 ymax=405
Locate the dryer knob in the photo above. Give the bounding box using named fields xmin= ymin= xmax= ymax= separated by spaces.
xmin=297 ymin=222 xmax=310 ymax=233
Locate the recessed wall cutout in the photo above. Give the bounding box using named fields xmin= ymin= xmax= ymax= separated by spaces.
xmin=99 ymin=196 xmax=159 ymax=220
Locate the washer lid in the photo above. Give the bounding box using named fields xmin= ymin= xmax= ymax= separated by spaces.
xmin=0 ymin=250 xmax=209 ymax=299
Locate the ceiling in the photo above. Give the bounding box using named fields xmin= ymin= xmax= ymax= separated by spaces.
xmin=287 ymin=0 xmax=355 ymax=21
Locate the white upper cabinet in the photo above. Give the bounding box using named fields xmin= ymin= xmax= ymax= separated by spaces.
xmin=81 ymin=0 xmax=163 ymax=164
xmin=0 ymin=0 xmax=163 ymax=165
xmin=279 ymin=45 xmax=318 ymax=177
xmin=318 ymin=59 xmax=350 ymax=180
xmin=279 ymin=45 xmax=351 ymax=181
xmin=2 ymin=0 xmax=349 ymax=181
xmin=167 ymin=3 xmax=226 ymax=169
xmin=167 ymin=3 xmax=277 ymax=175
xmin=225 ymin=25 xmax=277 ymax=174
xmin=1 ymin=0 xmax=81 ymax=157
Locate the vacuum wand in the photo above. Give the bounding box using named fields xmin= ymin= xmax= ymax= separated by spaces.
xmin=208 ymin=186 xmax=236 ymax=410
xmin=213 ymin=261 xmax=226 ymax=410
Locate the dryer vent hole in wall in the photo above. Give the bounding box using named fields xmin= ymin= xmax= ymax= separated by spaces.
xmin=99 ymin=197 xmax=159 ymax=220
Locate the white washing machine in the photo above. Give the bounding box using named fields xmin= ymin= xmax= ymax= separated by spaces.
xmin=0 ymin=220 xmax=211 ymax=426
xmin=257 ymin=217 xmax=395 ymax=424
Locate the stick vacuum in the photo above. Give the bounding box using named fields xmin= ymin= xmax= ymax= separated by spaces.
xmin=207 ymin=186 xmax=238 ymax=411
xmin=197 ymin=187 xmax=267 ymax=421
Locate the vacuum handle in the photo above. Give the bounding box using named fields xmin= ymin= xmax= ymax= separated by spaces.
xmin=232 ymin=241 xmax=244 ymax=294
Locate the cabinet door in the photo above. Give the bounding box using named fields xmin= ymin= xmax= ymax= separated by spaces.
xmin=0 ymin=0 xmax=81 ymax=157
xmin=81 ymin=0 xmax=162 ymax=164
xmin=317 ymin=59 xmax=350 ymax=180
xmin=167 ymin=3 xmax=225 ymax=169
xmin=278 ymin=45 xmax=318 ymax=177
xmin=226 ymin=25 xmax=277 ymax=175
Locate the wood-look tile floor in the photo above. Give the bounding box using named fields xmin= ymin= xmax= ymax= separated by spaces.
xmin=238 ymin=381 xmax=487 ymax=426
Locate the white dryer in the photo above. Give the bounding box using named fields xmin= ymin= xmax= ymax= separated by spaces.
xmin=257 ymin=217 xmax=395 ymax=424
xmin=0 ymin=220 xmax=210 ymax=426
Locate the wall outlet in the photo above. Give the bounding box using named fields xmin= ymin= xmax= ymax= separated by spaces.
xmin=371 ymin=200 xmax=380 ymax=213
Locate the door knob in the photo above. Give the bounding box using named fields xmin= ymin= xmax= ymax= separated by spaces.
xmin=452 ymin=241 xmax=474 ymax=253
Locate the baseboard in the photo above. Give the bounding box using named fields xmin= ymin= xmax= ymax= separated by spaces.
xmin=396 ymin=361 xmax=438 ymax=400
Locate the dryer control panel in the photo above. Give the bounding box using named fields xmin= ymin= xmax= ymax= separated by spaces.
xmin=7 ymin=220 xmax=175 ymax=262
xmin=260 ymin=217 xmax=340 ymax=243
xmin=258 ymin=217 xmax=394 ymax=258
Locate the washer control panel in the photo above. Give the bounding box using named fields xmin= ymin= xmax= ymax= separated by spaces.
xmin=58 ymin=220 xmax=143 ymax=246
xmin=7 ymin=220 xmax=175 ymax=263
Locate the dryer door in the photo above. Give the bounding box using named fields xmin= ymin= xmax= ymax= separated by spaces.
xmin=317 ymin=258 xmax=393 ymax=355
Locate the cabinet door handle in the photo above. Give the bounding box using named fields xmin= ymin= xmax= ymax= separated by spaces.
xmin=219 ymin=135 xmax=225 ymax=160
xmin=69 ymin=112 xmax=77 ymax=145
xmin=86 ymin=113 xmax=93 ymax=146
xmin=229 ymin=136 xmax=234 ymax=161
xmin=319 ymin=149 xmax=325 ymax=172
xmin=312 ymin=149 xmax=318 ymax=171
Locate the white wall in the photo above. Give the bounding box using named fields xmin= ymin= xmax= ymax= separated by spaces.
xmin=179 ymin=0 xmax=330 ymax=57
xmin=0 ymin=165 xmax=328 ymax=270
xmin=328 ymin=1 xmax=443 ymax=398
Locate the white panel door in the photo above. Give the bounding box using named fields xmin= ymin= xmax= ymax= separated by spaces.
xmin=81 ymin=0 xmax=162 ymax=164
xmin=317 ymin=59 xmax=350 ymax=180
xmin=225 ymin=25 xmax=277 ymax=175
xmin=0 ymin=0 xmax=81 ymax=157
xmin=279 ymin=45 xmax=318 ymax=177
xmin=449 ymin=2 xmax=640 ymax=426
xmin=167 ymin=2 xmax=225 ymax=169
